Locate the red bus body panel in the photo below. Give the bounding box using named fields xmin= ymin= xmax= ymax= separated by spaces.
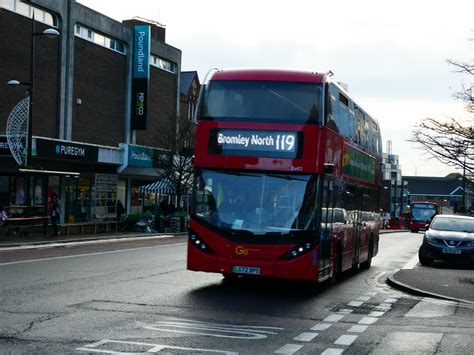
xmin=187 ymin=220 xmax=319 ymax=281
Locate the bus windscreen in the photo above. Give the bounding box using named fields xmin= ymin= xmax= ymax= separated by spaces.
xmin=200 ymin=81 xmax=322 ymax=124
xmin=193 ymin=169 xmax=318 ymax=242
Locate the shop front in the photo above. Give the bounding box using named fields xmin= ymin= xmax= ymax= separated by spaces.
xmin=0 ymin=136 xmax=123 ymax=226
xmin=117 ymin=143 xmax=168 ymax=215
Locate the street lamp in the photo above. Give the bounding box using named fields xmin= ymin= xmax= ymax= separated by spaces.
xmin=7 ymin=15 xmax=59 ymax=208
xmin=7 ymin=16 xmax=59 ymax=168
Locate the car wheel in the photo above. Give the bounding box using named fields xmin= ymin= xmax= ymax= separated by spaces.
xmin=418 ymin=247 xmax=433 ymax=266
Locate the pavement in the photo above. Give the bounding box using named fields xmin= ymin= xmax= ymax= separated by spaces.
xmin=1 ymin=229 xmax=473 ymax=305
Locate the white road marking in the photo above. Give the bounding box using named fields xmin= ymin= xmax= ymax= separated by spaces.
xmin=274 ymin=344 xmax=303 ymax=354
xmin=76 ymin=339 xmax=237 ymax=354
xmin=335 ymin=334 xmax=358 ymax=346
xmin=294 ymin=332 xmax=319 ymax=342
xmin=0 ymin=234 xmax=178 ymax=252
xmin=347 ymin=301 xmax=363 ymax=307
xmin=144 ymin=318 xmax=282 ymax=339
xmin=357 ymin=296 xmax=371 ymax=301
xmin=337 ymin=308 xmax=353 ymax=314
xmin=358 ymin=316 xmax=379 ymax=325
xmin=368 ymin=311 xmax=385 ymax=317
xmin=0 ymin=242 xmax=186 ymax=266
xmin=311 ymin=323 xmax=332 ymax=331
xmin=402 ymin=254 xmax=419 ymax=269
xmin=365 ymin=291 xmax=378 ymax=297
xmin=321 ymin=348 xmax=344 ymax=355
xmin=348 ymin=325 xmax=368 ymax=333
xmin=384 ymin=298 xmax=399 ymax=303
xmin=323 ymin=314 xmax=345 ymax=322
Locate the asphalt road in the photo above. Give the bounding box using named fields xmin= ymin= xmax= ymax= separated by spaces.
xmin=0 ymin=232 xmax=473 ymax=354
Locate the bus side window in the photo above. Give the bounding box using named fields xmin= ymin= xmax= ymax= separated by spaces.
xmin=326 ymin=84 xmax=338 ymax=131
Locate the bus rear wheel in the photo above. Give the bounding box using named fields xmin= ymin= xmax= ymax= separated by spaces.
xmin=332 ymin=248 xmax=342 ymax=282
xmin=360 ymin=239 xmax=373 ymax=270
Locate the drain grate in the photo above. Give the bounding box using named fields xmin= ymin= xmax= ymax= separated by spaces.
xmin=329 ymin=303 xmax=388 ymax=315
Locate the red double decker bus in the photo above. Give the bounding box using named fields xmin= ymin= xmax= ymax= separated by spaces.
xmin=408 ymin=201 xmax=440 ymax=233
xmin=187 ymin=69 xmax=382 ymax=283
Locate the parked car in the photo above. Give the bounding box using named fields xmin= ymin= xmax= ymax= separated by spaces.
xmin=418 ymin=214 xmax=474 ymax=266
xmin=386 ymin=216 xmax=404 ymax=230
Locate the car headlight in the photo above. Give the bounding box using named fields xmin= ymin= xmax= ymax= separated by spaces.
xmin=467 ymin=241 xmax=474 ymax=247
xmin=425 ymin=235 xmax=436 ymax=243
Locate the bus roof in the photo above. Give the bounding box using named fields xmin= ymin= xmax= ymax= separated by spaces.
xmin=210 ymin=68 xmax=326 ymax=83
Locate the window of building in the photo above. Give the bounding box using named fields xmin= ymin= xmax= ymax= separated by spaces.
xmin=74 ymin=23 xmax=126 ymax=55
xmin=151 ymin=55 xmax=176 ymax=73
xmin=1 ymin=0 xmax=58 ymax=27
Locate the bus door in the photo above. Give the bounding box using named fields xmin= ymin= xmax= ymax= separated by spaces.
xmin=319 ymin=177 xmax=335 ymax=279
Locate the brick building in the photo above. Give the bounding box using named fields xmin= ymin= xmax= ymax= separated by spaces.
xmin=0 ymin=0 xmax=185 ymax=224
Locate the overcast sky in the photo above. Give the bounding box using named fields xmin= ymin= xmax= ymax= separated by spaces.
xmin=79 ymin=0 xmax=473 ymax=177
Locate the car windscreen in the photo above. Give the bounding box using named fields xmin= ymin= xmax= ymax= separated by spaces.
xmin=431 ymin=217 xmax=474 ymax=233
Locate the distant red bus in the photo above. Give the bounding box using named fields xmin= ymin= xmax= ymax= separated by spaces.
xmin=409 ymin=202 xmax=440 ymax=233
xmin=187 ymin=69 xmax=382 ymax=283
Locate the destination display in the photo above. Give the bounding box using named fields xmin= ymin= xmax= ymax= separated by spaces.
xmin=209 ymin=129 xmax=301 ymax=158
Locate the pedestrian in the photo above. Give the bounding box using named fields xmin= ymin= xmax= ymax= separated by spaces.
xmin=116 ymin=200 xmax=125 ymax=220
xmin=50 ymin=193 xmax=61 ymax=236
xmin=0 ymin=206 xmax=8 ymax=225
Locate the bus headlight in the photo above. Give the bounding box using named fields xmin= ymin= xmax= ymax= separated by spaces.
xmin=281 ymin=242 xmax=314 ymax=259
xmin=189 ymin=230 xmax=214 ymax=254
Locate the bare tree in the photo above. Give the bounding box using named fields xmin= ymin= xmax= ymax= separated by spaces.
xmin=410 ymin=39 xmax=473 ymax=177
xmin=447 ymin=58 xmax=474 ymax=113
xmin=410 ymin=117 xmax=473 ymax=175
xmin=157 ymin=112 xmax=195 ymax=206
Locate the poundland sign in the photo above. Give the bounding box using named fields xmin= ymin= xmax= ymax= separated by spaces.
xmin=131 ymin=25 xmax=150 ymax=131
xmin=36 ymin=139 xmax=98 ymax=163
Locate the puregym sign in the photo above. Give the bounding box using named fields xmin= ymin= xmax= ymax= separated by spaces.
xmin=36 ymin=138 xmax=98 ymax=162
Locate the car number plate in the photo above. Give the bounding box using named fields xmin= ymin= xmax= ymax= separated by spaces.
xmin=442 ymin=248 xmax=461 ymax=255
xmin=232 ymin=266 xmax=261 ymax=275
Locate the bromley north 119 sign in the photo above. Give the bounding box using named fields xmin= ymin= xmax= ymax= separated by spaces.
xmin=210 ymin=129 xmax=301 ymax=158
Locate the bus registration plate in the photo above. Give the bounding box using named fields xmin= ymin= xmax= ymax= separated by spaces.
xmin=232 ymin=266 xmax=261 ymax=275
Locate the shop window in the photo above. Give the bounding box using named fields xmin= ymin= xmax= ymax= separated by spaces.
xmin=0 ymin=176 xmax=9 ymax=207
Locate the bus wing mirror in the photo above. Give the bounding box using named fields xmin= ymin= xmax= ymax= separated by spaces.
xmin=191 ymin=84 xmax=206 ymax=125
xmin=324 ymin=163 xmax=335 ymax=174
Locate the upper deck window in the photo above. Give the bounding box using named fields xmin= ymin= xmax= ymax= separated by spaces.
xmin=200 ymin=80 xmax=323 ymax=124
